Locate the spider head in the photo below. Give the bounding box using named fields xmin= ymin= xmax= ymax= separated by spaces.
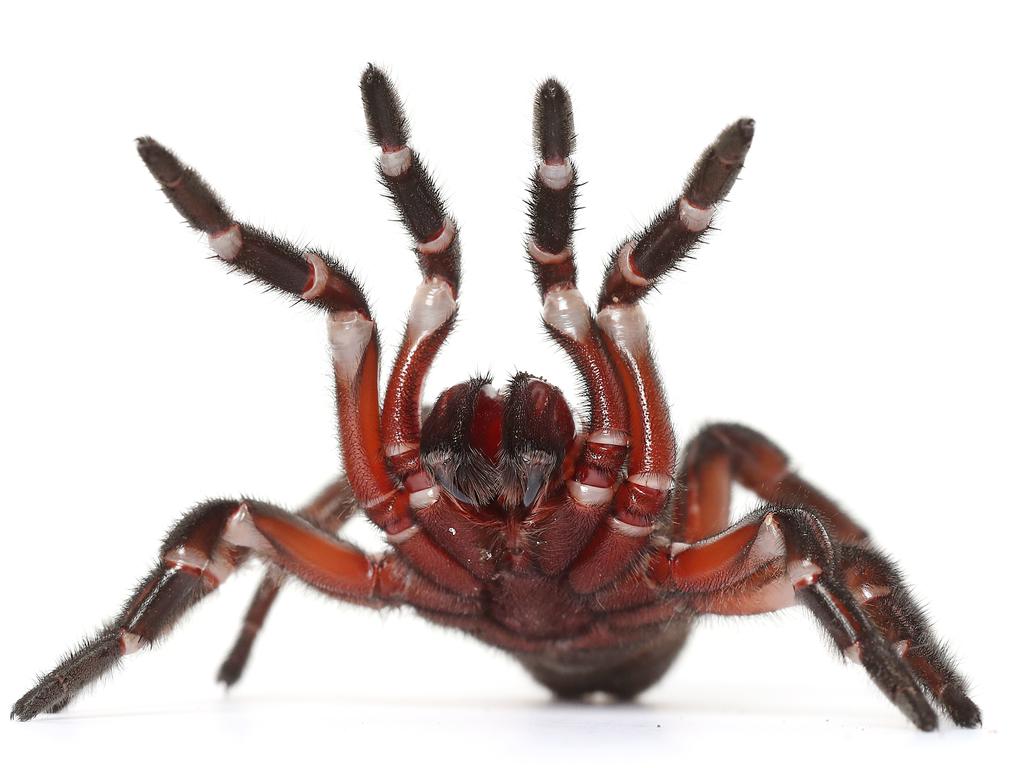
xmin=420 ymin=375 xmax=575 ymax=512
xmin=497 ymin=373 xmax=575 ymax=510
xmin=421 ymin=377 xmax=503 ymax=508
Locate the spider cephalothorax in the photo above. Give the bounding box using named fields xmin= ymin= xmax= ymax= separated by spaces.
xmin=12 ymin=66 xmax=980 ymax=731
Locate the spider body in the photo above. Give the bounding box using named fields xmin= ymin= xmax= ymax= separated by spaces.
xmin=389 ymin=375 xmax=689 ymax=698
xmin=12 ymin=67 xmax=981 ymax=731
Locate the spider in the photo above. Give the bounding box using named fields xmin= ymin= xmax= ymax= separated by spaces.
xmin=12 ymin=65 xmax=981 ymax=731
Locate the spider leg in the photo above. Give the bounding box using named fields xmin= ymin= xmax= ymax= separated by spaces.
xmin=524 ymin=80 xmax=630 ymax=574
xmin=355 ymin=66 xmax=501 ymax=590
xmin=567 ymin=282 xmax=676 ymax=592
xmin=360 ymin=65 xmax=461 ymax=290
xmin=136 ymin=138 xmax=370 ymax=316
xmin=136 ymin=136 xmax=390 ymax=505
xmin=11 ymin=498 xmax=476 ymax=721
xmin=596 ymin=118 xmax=755 ymax=309
xmin=360 ymin=65 xmax=460 ymax=484
xmin=661 ymin=506 xmax=979 ymax=729
xmin=569 ymin=120 xmax=755 ymax=592
xmin=221 ymin=66 xmax=470 ymax=684
xmin=138 ymin=136 xmax=478 ymax=597
xmin=217 ymin=477 xmax=359 ymax=687
xmin=673 ymin=422 xmax=869 ymax=543
xmin=836 ymin=543 xmax=981 ymax=727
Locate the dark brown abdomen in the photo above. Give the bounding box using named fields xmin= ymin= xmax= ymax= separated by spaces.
xmin=516 ymin=618 xmax=693 ymax=699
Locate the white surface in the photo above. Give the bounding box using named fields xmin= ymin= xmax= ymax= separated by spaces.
xmin=1 ymin=1 xmax=1020 ymax=766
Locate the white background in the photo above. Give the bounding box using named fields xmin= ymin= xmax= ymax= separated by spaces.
xmin=1 ymin=1 xmax=1020 ymax=765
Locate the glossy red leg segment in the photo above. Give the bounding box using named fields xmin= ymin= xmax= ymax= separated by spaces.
xmin=358 ymin=72 xmax=487 ymax=597
xmin=571 ymin=262 xmax=681 ymax=591
xmin=218 ymin=477 xmax=359 ymax=687
xmin=662 ymin=507 xmax=948 ymax=730
xmin=361 ymin=66 xmax=461 ymax=481
xmin=569 ymin=339 xmax=685 ymax=588
xmin=362 ymin=483 xmax=485 ymax=597
xmin=11 ymin=497 xmax=479 ymax=720
xmin=674 ymin=423 xmax=869 ymax=543
xmin=332 ymin=331 xmax=396 ymax=507
xmin=569 ymin=302 xmax=677 ymax=593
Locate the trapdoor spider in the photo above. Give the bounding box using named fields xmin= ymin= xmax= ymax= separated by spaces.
xmin=12 ymin=66 xmax=980 ymax=730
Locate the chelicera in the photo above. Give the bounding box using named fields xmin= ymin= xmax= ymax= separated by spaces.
xmin=12 ymin=66 xmax=980 ymax=730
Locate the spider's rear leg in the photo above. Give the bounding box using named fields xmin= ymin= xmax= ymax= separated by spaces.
xmin=836 ymin=544 xmax=981 ymax=727
xmin=668 ymin=424 xmax=977 ymax=724
xmin=674 ymin=422 xmax=869 ymax=543
xmin=664 ymin=507 xmax=979 ymax=729
xmin=11 ymin=497 xmax=477 ymax=721
xmin=217 ymin=477 xmax=358 ymax=688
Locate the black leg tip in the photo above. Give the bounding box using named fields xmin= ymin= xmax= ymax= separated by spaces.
xmin=360 ymin=64 xmax=408 ymax=149
xmin=942 ymin=686 xmax=983 ymax=728
xmin=136 ymin=136 xmax=184 ymax=185
xmin=893 ymin=686 xmax=939 ymax=731
xmin=715 ymin=118 xmax=756 ymax=164
xmin=11 ymin=682 xmax=60 ymax=722
xmin=217 ymin=636 xmax=255 ymax=688
xmin=360 ymin=62 xmax=386 ymax=88
xmin=216 ymin=660 xmax=243 ymax=688
xmin=533 ymin=78 xmax=575 ymax=160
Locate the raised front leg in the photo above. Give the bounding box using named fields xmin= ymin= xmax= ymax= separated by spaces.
xmin=12 ymin=498 xmax=477 ymax=720
xmin=361 ymin=65 xmax=461 ymax=483
xmin=569 ymin=118 xmax=756 ymax=593
xmin=523 ymin=79 xmax=629 ymax=574
xmin=137 ymin=132 xmax=475 ymax=595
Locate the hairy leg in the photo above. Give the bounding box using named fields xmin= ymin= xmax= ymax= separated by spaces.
xmin=12 ymin=497 xmax=476 ymax=720
xmin=836 ymin=543 xmax=980 ymax=726
xmin=360 ymin=65 xmax=461 ymax=484
xmin=570 ymin=117 xmax=755 ymax=592
xmin=138 ymin=131 xmax=477 ymax=595
xmin=135 ymin=137 xmax=391 ymax=506
xmin=662 ymin=507 xmax=979 ymax=729
xmin=674 ymin=422 xmax=868 ymax=543
xmin=523 ymin=80 xmax=630 ymax=573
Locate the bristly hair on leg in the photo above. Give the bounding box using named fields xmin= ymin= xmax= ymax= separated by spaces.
xmin=361 ymin=64 xmax=409 ymax=149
